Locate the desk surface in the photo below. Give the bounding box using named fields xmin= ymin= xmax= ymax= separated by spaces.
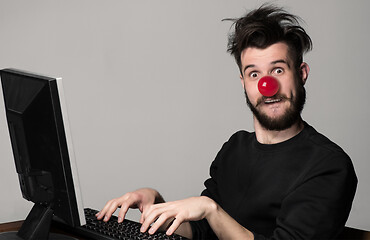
xmin=0 ymin=220 xmax=88 ymax=240
xmin=2 ymin=220 xmax=369 ymax=240
xmin=0 ymin=221 xmax=23 ymax=233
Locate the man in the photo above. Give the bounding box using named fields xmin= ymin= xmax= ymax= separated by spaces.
xmin=96 ymin=4 xmax=357 ymax=239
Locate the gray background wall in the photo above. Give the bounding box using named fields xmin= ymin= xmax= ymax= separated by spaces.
xmin=1 ymin=0 xmax=369 ymax=231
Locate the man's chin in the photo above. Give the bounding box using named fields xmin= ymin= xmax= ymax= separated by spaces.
xmin=256 ymin=105 xmax=291 ymax=119
xmin=253 ymin=105 xmax=296 ymax=129
xmin=258 ymin=109 xmax=287 ymax=120
xmin=255 ymin=111 xmax=301 ymax=131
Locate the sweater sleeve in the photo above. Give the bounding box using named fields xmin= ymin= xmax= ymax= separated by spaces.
xmin=254 ymin=152 xmax=357 ymax=240
xmin=189 ymin=135 xmax=231 ymax=240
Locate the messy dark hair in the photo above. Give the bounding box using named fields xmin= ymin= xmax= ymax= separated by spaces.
xmin=225 ymin=4 xmax=313 ymax=74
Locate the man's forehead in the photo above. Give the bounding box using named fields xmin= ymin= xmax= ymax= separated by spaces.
xmin=240 ymin=42 xmax=291 ymax=67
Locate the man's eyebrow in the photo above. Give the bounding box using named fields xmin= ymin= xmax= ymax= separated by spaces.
xmin=271 ymin=59 xmax=291 ymax=68
xmin=243 ymin=64 xmax=256 ymax=74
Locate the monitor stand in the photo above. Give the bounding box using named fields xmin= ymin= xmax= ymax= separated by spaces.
xmin=0 ymin=203 xmax=78 ymax=240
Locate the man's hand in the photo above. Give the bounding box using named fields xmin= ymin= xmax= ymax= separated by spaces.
xmin=140 ymin=196 xmax=215 ymax=236
xmin=96 ymin=188 xmax=164 ymax=223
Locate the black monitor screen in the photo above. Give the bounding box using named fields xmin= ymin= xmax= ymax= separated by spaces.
xmin=0 ymin=68 xmax=85 ymax=238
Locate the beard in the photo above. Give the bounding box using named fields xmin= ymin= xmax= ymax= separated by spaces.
xmin=244 ymin=81 xmax=306 ymax=131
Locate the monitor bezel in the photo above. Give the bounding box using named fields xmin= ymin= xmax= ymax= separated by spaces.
xmin=0 ymin=68 xmax=86 ymax=227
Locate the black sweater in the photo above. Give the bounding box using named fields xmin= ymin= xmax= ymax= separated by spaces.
xmin=190 ymin=123 xmax=357 ymax=239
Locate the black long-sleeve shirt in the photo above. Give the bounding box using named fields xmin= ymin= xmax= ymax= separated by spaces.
xmin=190 ymin=123 xmax=357 ymax=239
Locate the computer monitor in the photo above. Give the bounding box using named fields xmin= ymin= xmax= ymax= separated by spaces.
xmin=0 ymin=68 xmax=86 ymax=240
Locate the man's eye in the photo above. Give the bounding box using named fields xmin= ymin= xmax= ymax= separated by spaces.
xmin=249 ymin=72 xmax=259 ymax=78
xmin=273 ymin=68 xmax=284 ymax=74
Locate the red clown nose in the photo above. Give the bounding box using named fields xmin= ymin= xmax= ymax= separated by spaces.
xmin=258 ymin=76 xmax=279 ymax=97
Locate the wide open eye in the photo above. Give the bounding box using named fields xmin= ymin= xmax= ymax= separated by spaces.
xmin=249 ymin=72 xmax=259 ymax=79
xmin=273 ymin=68 xmax=284 ymax=75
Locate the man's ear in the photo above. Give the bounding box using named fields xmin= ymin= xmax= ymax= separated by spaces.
xmin=300 ymin=62 xmax=310 ymax=85
xmin=240 ymin=74 xmax=245 ymax=89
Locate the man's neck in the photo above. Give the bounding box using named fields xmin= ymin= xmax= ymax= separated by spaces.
xmin=254 ymin=117 xmax=305 ymax=144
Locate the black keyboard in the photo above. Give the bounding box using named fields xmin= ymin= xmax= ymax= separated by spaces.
xmin=71 ymin=208 xmax=187 ymax=240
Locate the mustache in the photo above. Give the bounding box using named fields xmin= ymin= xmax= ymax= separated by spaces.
xmin=255 ymin=94 xmax=292 ymax=107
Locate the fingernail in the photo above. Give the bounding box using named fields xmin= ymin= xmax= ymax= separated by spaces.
xmin=149 ymin=228 xmax=154 ymax=234
xmin=104 ymin=216 xmax=108 ymax=221
xmin=118 ymin=217 xmax=122 ymax=223
xmin=140 ymin=226 xmax=145 ymax=232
